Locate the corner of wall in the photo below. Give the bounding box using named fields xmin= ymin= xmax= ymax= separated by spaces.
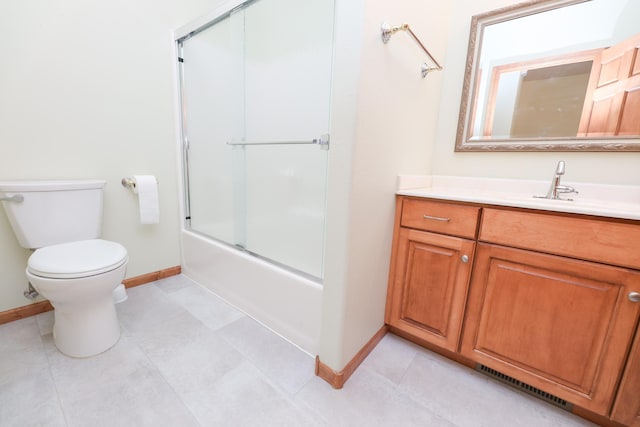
xmin=319 ymin=0 xmax=452 ymax=373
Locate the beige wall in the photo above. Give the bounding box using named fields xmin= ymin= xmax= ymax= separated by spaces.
xmin=319 ymin=0 xmax=451 ymax=370
xmin=432 ymin=0 xmax=640 ymax=184
xmin=0 ymin=0 xmax=223 ymax=311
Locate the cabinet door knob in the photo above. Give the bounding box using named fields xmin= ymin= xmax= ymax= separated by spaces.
xmin=461 ymin=255 xmax=469 ymax=263
xmin=629 ymin=292 xmax=640 ymax=302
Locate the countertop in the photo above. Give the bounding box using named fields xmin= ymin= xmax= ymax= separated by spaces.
xmin=396 ymin=175 xmax=640 ymax=221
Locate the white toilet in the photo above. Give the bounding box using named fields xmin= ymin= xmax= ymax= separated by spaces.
xmin=0 ymin=180 xmax=128 ymax=357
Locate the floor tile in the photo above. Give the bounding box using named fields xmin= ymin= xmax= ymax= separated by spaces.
xmin=360 ymin=333 xmax=421 ymax=384
xmin=0 ymin=344 xmax=48 ymax=385
xmin=47 ymin=334 xmax=198 ymax=427
xmin=398 ymin=350 xmax=596 ymax=427
xmin=35 ymin=310 xmax=54 ymax=336
xmin=0 ymin=368 xmax=66 ymax=427
xmin=0 ymin=337 xmax=65 ymax=427
xmin=167 ymin=283 xmax=245 ymax=331
xmin=218 ymin=316 xmax=315 ymax=395
xmin=154 ymin=274 xmax=197 ymax=294
xmin=0 ymin=317 xmax=42 ymax=353
xmin=183 ymin=360 xmax=320 ymax=427
xmin=116 ymin=284 xmax=188 ymax=338
xmin=136 ymin=311 xmax=244 ymax=396
xmin=297 ymin=368 xmax=454 ymax=427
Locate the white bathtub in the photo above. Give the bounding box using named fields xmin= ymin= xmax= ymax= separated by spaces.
xmin=180 ymin=230 xmax=323 ymax=354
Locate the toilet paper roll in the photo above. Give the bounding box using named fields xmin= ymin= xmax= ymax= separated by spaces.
xmin=133 ymin=175 xmax=159 ymax=224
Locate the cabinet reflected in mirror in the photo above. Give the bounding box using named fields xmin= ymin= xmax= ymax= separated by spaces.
xmin=456 ymin=0 xmax=640 ymax=151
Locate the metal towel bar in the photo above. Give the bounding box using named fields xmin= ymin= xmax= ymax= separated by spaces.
xmin=381 ymin=22 xmax=443 ymax=78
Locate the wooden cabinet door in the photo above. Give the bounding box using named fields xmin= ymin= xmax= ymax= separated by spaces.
xmin=387 ymin=228 xmax=475 ymax=352
xmin=461 ymin=243 xmax=640 ymax=415
xmin=611 ymin=323 xmax=640 ymax=426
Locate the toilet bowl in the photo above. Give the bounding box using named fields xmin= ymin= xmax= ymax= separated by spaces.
xmin=0 ymin=179 xmax=129 ymax=358
xmin=27 ymin=239 xmax=128 ymax=357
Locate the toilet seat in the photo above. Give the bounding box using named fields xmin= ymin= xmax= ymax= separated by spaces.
xmin=28 ymin=239 xmax=128 ymax=279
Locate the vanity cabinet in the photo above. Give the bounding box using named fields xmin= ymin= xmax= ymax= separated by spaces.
xmin=386 ymin=197 xmax=640 ymax=422
xmin=611 ymin=325 xmax=640 ymax=426
xmin=461 ymin=208 xmax=640 ymax=415
xmin=385 ymin=198 xmax=479 ymax=352
xmin=461 ymin=243 xmax=640 ymax=414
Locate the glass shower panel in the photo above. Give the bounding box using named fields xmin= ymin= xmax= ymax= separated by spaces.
xmin=181 ymin=11 xmax=245 ymax=245
xmin=244 ymin=145 xmax=327 ymax=278
xmin=241 ymin=0 xmax=333 ymax=278
xmin=180 ymin=0 xmax=334 ymax=279
xmin=243 ymin=0 xmax=334 ymax=142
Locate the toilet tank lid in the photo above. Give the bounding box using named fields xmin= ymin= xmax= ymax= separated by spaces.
xmin=0 ymin=179 xmax=106 ymax=192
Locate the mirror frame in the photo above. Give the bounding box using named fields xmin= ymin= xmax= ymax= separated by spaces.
xmin=455 ymin=0 xmax=640 ymax=152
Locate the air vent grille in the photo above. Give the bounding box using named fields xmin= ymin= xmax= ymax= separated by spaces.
xmin=476 ymin=364 xmax=572 ymax=411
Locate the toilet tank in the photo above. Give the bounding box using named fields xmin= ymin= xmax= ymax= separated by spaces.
xmin=0 ymin=180 xmax=106 ymax=249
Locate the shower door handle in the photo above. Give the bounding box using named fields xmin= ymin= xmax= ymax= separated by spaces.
xmin=312 ymin=134 xmax=330 ymax=150
xmin=227 ymin=134 xmax=330 ymax=150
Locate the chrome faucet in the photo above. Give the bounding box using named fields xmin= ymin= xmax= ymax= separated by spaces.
xmin=542 ymin=160 xmax=578 ymax=200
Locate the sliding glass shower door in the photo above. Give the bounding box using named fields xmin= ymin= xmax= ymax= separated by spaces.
xmin=178 ymin=0 xmax=334 ymax=280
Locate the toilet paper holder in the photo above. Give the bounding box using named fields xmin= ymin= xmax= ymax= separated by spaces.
xmin=122 ymin=176 xmax=159 ymax=192
xmin=121 ymin=177 xmax=137 ymax=190
xmin=122 ymin=176 xmax=160 ymax=224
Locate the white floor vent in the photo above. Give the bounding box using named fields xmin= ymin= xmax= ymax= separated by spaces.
xmin=476 ymin=364 xmax=573 ymax=411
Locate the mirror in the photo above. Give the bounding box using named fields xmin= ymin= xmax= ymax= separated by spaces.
xmin=455 ymin=0 xmax=640 ymax=151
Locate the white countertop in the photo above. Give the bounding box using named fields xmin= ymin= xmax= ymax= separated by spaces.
xmin=396 ymin=175 xmax=640 ymax=221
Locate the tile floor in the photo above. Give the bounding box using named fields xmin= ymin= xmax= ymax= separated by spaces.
xmin=0 ymin=275 xmax=596 ymax=427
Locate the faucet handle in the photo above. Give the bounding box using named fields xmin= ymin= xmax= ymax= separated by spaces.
xmin=535 ymin=160 xmax=576 ymax=200
xmin=555 ymin=185 xmax=578 ymax=195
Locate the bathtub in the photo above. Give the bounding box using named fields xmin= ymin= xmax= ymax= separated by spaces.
xmin=180 ymin=230 xmax=323 ymax=354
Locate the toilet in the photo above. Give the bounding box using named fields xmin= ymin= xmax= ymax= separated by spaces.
xmin=0 ymin=180 xmax=128 ymax=357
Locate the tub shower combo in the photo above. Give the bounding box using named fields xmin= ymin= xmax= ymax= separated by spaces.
xmin=174 ymin=0 xmax=334 ymax=353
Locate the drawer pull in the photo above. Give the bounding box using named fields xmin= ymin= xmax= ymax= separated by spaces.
xmin=461 ymin=255 xmax=469 ymax=263
xmin=629 ymin=292 xmax=640 ymax=303
xmin=423 ymin=214 xmax=450 ymax=222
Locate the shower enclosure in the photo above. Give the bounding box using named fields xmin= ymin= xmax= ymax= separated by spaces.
xmin=178 ymin=0 xmax=333 ymax=280
xmin=175 ymin=0 xmax=335 ymax=352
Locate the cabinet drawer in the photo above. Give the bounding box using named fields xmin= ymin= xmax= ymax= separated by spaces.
xmin=400 ymin=198 xmax=480 ymax=239
xmin=480 ymin=208 xmax=640 ymax=269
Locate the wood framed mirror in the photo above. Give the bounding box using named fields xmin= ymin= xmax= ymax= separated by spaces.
xmin=455 ymin=0 xmax=640 ymax=152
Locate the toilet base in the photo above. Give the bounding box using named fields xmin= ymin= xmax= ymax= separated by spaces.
xmin=52 ymin=299 xmax=121 ymax=358
xmin=27 ymin=262 xmax=127 ymax=358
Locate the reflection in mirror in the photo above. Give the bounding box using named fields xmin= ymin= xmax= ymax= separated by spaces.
xmin=456 ymin=0 xmax=640 ymax=151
